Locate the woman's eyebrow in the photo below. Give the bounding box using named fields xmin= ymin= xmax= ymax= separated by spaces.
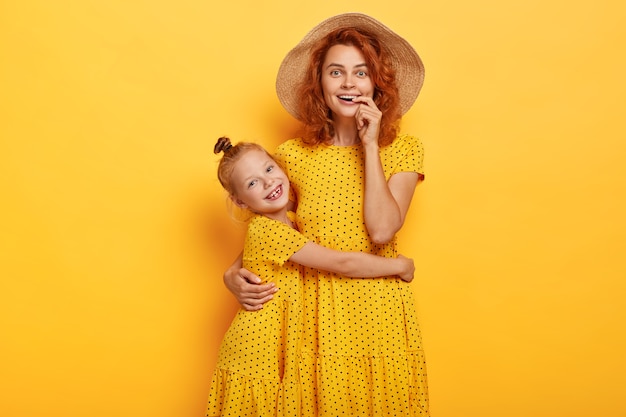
xmin=325 ymin=62 xmax=367 ymax=69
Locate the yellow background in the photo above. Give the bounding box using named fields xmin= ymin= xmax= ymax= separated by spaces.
xmin=1 ymin=0 xmax=625 ymax=416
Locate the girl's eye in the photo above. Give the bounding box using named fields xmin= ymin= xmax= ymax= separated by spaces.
xmin=266 ymin=165 xmax=274 ymax=173
xmin=247 ymin=179 xmax=257 ymax=188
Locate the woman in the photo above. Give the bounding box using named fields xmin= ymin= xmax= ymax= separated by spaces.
xmin=221 ymin=13 xmax=429 ymax=416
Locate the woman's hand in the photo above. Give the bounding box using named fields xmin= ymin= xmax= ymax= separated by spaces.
xmin=353 ymin=96 xmax=382 ymax=147
xmin=223 ymin=265 xmax=277 ymax=311
xmin=397 ymin=254 xmax=415 ymax=283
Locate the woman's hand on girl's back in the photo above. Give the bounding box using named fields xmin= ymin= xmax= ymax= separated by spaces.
xmin=223 ymin=266 xmax=277 ymax=311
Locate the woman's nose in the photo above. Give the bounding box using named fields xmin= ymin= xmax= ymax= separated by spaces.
xmin=342 ymin=76 xmax=354 ymax=88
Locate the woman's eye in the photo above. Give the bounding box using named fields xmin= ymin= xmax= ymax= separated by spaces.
xmin=357 ymin=70 xmax=367 ymax=77
xmin=331 ymin=70 xmax=341 ymax=76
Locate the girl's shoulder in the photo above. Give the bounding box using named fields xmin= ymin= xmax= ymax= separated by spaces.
xmin=247 ymin=214 xmax=300 ymax=239
xmin=244 ymin=214 xmax=309 ymax=265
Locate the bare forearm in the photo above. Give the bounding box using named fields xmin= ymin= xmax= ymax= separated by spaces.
xmin=290 ymin=242 xmax=414 ymax=282
xmin=334 ymin=251 xmax=405 ymax=277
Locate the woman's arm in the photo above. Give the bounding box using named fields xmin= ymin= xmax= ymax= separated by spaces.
xmin=289 ymin=242 xmax=415 ymax=282
xmin=362 ymin=141 xmax=420 ymax=244
xmin=223 ymin=252 xmax=278 ymax=311
xmin=354 ymin=97 xmax=420 ymax=244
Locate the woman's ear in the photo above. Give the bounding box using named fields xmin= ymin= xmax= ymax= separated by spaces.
xmin=229 ymin=194 xmax=247 ymax=209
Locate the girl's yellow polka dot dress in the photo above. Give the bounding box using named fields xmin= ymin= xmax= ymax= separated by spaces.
xmin=206 ymin=214 xmax=309 ymax=417
xmin=274 ymin=134 xmax=430 ymax=416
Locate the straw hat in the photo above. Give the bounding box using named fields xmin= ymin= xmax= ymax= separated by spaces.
xmin=275 ymin=12 xmax=425 ymax=120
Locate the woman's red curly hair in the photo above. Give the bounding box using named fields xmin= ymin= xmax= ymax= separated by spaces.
xmin=296 ymin=28 xmax=402 ymax=146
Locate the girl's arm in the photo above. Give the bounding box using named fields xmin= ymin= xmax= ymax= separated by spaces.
xmin=223 ymin=252 xmax=278 ymax=311
xmin=362 ymin=140 xmax=420 ymax=244
xmin=289 ymin=242 xmax=415 ymax=282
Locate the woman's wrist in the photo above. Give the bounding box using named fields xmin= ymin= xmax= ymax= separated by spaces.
xmin=362 ymin=141 xmax=380 ymax=153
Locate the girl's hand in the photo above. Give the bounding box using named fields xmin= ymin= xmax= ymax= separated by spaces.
xmin=223 ymin=266 xmax=277 ymax=311
xmin=397 ymin=254 xmax=415 ymax=283
xmin=353 ymin=96 xmax=382 ymax=147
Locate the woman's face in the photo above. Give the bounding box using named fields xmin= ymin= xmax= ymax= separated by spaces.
xmin=321 ymin=44 xmax=374 ymax=119
xmin=230 ymin=149 xmax=290 ymax=221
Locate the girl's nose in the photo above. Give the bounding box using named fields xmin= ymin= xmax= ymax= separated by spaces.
xmin=263 ymin=177 xmax=275 ymax=188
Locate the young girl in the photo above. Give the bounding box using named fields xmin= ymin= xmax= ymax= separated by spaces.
xmin=207 ymin=136 xmax=415 ymax=417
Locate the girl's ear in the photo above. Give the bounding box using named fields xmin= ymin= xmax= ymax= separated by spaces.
xmin=229 ymin=194 xmax=247 ymax=209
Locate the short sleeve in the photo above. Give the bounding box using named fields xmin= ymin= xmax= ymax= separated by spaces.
xmin=243 ymin=215 xmax=309 ymax=267
xmin=381 ymin=134 xmax=425 ymax=179
xmin=274 ymin=139 xmax=305 ymax=182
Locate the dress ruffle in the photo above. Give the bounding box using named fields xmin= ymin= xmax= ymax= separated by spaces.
xmin=207 ymin=369 xmax=280 ymax=417
xmin=297 ymin=350 xmax=429 ymax=416
xmin=208 ymin=348 xmax=428 ymax=417
xmin=207 ymin=367 xmax=306 ymax=417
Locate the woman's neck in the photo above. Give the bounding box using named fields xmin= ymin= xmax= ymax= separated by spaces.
xmin=331 ymin=118 xmax=359 ymax=146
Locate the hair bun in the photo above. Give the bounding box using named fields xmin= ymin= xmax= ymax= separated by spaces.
xmin=214 ymin=136 xmax=233 ymax=154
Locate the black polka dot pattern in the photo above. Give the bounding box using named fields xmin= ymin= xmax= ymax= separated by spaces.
xmin=207 ymin=215 xmax=308 ymax=416
xmin=272 ymin=134 xmax=430 ymax=415
xmin=206 ymin=135 xmax=430 ymax=416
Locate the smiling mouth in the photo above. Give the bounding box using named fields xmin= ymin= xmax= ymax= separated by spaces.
xmin=266 ymin=185 xmax=282 ymax=200
xmin=339 ymin=95 xmax=358 ymax=102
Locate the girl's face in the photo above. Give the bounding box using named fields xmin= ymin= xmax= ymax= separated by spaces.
xmin=230 ymin=149 xmax=290 ymax=221
xmin=321 ymin=44 xmax=375 ymax=119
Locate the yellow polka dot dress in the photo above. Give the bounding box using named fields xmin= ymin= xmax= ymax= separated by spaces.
xmin=206 ymin=214 xmax=309 ymax=417
xmin=274 ymin=134 xmax=430 ymax=416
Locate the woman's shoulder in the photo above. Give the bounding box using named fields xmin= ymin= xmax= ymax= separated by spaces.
xmin=276 ymin=137 xmax=307 ymax=152
xmin=392 ymin=133 xmax=423 ymax=148
xmin=275 ymin=138 xmax=319 ymax=162
xmin=381 ymin=133 xmax=424 ymax=154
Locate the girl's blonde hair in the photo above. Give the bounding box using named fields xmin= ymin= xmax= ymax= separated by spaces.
xmin=213 ymin=136 xmax=271 ymax=197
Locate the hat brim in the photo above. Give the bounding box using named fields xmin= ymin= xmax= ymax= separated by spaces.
xmin=276 ymin=13 xmax=424 ymax=120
